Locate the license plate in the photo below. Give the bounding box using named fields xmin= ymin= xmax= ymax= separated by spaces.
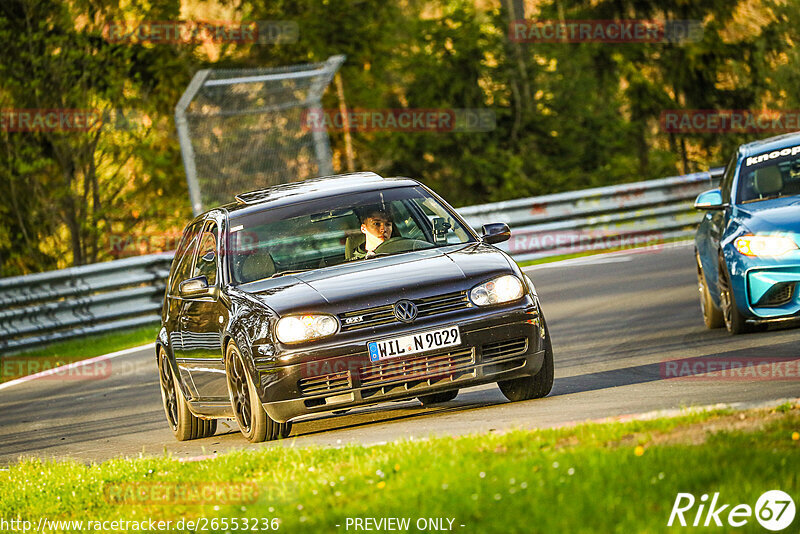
xmin=367 ymin=326 xmax=461 ymax=362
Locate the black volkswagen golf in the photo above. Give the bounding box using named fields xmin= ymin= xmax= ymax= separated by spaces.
xmin=157 ymin=172 xmax=554 ymax=442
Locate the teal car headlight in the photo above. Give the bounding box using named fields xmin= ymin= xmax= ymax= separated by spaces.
xmin=734 ymin=235 xmax=798 ymax=257
xmin=275 ymin=314 xmax=338 ymax=344
xmin=470 ymin=274 xmax=525 ymax=306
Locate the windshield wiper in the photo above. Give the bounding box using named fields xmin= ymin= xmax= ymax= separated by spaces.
xmin=271 ymin=269 xmax=311 ymax=278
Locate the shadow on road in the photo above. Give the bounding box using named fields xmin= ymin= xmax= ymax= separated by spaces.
xmin=552 ymin=339 xmax=800 ymax=396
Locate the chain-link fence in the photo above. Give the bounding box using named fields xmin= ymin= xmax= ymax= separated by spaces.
xmin=175 ymin=55 xmax=345 ymax=215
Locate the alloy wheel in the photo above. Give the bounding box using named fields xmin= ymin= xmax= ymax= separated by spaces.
xmin=158 ymin=349 xmax=179 ymax=431
xmin=227 ymin=347 xmax=252 ymax=433
xmin=719 ymin=270 xmax=733 ymax=330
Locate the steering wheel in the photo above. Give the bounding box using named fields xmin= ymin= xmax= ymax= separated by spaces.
xmin=373 ymin=237 xmax=433 ymax=255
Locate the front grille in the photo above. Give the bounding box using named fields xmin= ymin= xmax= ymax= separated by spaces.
xmin=359 ymin=347 xmax=475 ymax=398
xmin=298 ymin=370 xmax=350 ymax=396
xmin=482 ymin=338 xmax=528 ymax=360
xmin=756 ymin=283 xmax=796 ymax=307
xmin=339 ymin=291 xmax=470 ymax=331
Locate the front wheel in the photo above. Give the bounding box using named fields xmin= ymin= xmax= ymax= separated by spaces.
xmin=696 ymin=253 xmax=724 ymax=329
xmin=718 ymin=262 xmax=753 ymax=335
xmin=498 ymin=317 xmax=554 ymax=402
xmin=158 ymin=346 xmax=217 ymax=441
xmin=225 ymin=342 xmax=291 ymax=442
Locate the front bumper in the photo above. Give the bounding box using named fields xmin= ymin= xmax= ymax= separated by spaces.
xmin=254 ymin=299 xmax=545 ymax=422
xmin=725 ymin=246 xmax=800 ymax=320
xmin=744 ymin=265 xmax=800 ymax=320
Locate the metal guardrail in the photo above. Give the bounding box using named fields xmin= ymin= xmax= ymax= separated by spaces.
xmin=0 ymin=169 xmax=722 ymax=353
xmin=459 ymin=168 xmax=723 ymax=262
xmin=0 ymin=253 xmax=174 ymax=353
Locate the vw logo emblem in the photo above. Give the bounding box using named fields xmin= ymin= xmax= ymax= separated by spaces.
xmin=393 ymin=300 xmax=418 ymax=323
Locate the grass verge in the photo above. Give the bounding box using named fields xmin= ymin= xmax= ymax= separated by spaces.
xmin=1 ymin=403 xmax=797 ymax=532
xmin=1 ymin=323 xmax=158 ymax=383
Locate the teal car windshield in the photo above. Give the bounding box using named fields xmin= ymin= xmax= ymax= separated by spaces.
xmin=227 ymin=186 xmax=475 ymax=284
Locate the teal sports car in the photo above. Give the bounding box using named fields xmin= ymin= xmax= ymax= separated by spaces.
xmin=694 ymin=132 xmax=800 ymax=334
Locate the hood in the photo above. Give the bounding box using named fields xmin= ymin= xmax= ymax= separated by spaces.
xmin=237 ymin=243 xmax=513 ymax=315
xmin=734 ymin=196 xmax=800 ymax=234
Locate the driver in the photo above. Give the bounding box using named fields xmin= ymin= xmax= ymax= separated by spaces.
xmin=787 ymin=159 xmax=800 ymax=195
xmin=349 ymin=208 xmax=394 ymax=260
xmin=791 ymin=159 xmax=800 ymax=181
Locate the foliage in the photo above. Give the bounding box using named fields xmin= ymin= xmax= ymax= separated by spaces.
xmin=1 ymin=0 xmax=799 ymax=274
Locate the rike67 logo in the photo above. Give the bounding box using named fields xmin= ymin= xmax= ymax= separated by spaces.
xmin=668 ymin=491 xmax=796 ymax=531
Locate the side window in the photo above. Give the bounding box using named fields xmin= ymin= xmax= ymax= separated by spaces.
xmin=719 ymin=153 xmax=737 ymax=203
xmin=169 ymin=222 xmax=202 ymax=296
xmin=193 ymin=224 xmax=218 ymax=286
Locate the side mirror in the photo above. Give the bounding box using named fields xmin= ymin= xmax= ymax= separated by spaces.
xmin=179 ymin=275 xmax=213 ymax=298
xmin=481 ymin=223 xmax=511 ymax=244
xmin=694 ymin=189 xmax=726 ymax=210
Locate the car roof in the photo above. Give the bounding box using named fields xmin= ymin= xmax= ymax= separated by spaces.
xmin=740 ymin=131 xmax=800 ymax=157
xmin=211 ymin=172 xmax=421 ymax=220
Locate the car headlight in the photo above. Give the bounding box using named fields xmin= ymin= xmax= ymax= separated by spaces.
xmin=275 ymin=314 xmax=338 ymax=344
xmin=470 ymin=274 xmax=525 ymax=306
xmin=734 ymin=235 xmax=798 ymax=257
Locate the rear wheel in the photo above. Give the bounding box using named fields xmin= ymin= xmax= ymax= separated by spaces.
xmin=718 ymin=261 xmax=753 ymax=335
xmin=225 ymin=342 xmax=291 ymax=442
xmin=158 ymin=346 xmax=216 ymax=441
xmin=498 ymin=317 xmax=554 ymax=402
xmin=696 ymin=253 xmax=724 ymax=329
xmin=418 ymin=390 xmax=458 ymax=406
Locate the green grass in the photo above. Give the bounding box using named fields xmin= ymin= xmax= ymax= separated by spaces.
xmin=1 ymin=323 xmax=158 ymax=382
xmin=1 ymin=404 xmax=797 ymax=533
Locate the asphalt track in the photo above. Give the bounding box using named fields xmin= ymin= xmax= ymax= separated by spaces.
xmin=1 ymin=243 xmax=799 ymax=465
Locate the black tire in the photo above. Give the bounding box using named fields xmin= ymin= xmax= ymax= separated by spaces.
xmin=498 ymin=317 xmax=554 ymax=402
xmin=696 ymin=252 xmax=724 ymax=329
xmin=418 ymin=390 xmax=459 ymax=406
xmin=158 ymin=346 xmax=217 ymax=441
xmin=718 ymin=261 xmax=753 ymax=335
xmin=225 ymin=342 xmax=291 ymax=442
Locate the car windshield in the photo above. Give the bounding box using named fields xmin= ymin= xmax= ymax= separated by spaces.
xmin=738 ymin=156 xmax=800 ymax=203
xmin=227 ymin=186 xmax=475 ymax=284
